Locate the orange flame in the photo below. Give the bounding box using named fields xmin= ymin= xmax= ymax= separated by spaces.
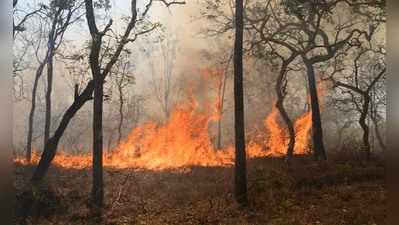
xmin=264 ymin=105 xmax=288 ymax=156
xmin=15 ymin=75 xmax=326 ymax=171
xmin=262 ymin=80 xmax=327 ymax=156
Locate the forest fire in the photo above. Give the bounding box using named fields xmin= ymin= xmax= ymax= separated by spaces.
xmin=13 ymin=0 xmax=386 ymax=223
xmin=15 ymin=71 xmax=327 ymax=171
xmin=16 ymin=87 xmax=318 ymax=170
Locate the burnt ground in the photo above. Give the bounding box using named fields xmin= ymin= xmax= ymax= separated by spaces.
xmin=15 ymin=154 xmax=385 ymax=225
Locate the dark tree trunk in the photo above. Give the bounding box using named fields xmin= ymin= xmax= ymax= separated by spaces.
xmin=304 ymin=59 xmax=327 ymax=160
xmin=19 ymin=81 xmax=95 ymax=220
xmin=23 ymin=0 xmax=142 ymax=219
xmin=333 ymin=67 xmax=385 ymax=160
xmin=85 ymin=0 xmax=105 ymax=215
xmin=44 ymin=51 xmax=54 ymax=147
xmin=233 ymin=0 xmax=247 ymax=205
xmin=26 ymin=62 xmax=46 ymax=162
xmin=275 ymin=68 xmax=295 ymax=161
xmin=27 ymin=6 xmax=60 ymax=162
xmin=117 ymin=84 xmax=124 ymax=145
xmin=43 ymin=9 xmax=59 ymax=148
xmin=91 ymin=75 xmax=104 ymax=213
xmin=360 ymin=94 xmax=371 ymax=160
xmin=31 ymin=81 xmax=95 ymax=182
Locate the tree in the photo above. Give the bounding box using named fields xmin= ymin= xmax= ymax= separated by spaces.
xmin=203 ymin=0 xmax=384 ymax=160
xmin=13 ymin=0 xmax=44 ymax=38
xmin=272 ymin=51 xmax=300 ymax=161
xmin=21 ymin=0 xmax=184 ymax=220
xmin=110 ymin=50 xmax=135 ymax=146
xmin=329 ymin=46 xmax=386 ymax=160
xmin=246 ymin=0 xmax=384 ymax=160
xmin=25 ymin=0 xmax=83 ymax=162
xmin=216 ymin=50 xmax=233 ymax=150
xmin=233 ymin=0 xmax=248 ymax=205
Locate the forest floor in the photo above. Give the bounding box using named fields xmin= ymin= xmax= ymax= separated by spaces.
xmin=15 ymin=153 xmax=385 ymax=225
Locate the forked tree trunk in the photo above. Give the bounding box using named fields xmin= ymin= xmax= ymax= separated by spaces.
xmin=31 ymin=81 xmax=95 ymax=182
xmin=275 ymin=56 xmax=297 ymax=162
xmin=27 ymin=7 xmax=61 ymax=162
xmin=333 ymin=67 xmax=386 ymax=160
xmin=304 ymin=59 xmax=327 ymax=160
xmin=276 ymin=81 xmax=295 ymax=161
xmin=233 ymin=0 xmax=247 ymax=205
xmin=84 ymin=0 xmax=106 ymax=214
xmin=19 ymin=81 xmax=95 ymax=220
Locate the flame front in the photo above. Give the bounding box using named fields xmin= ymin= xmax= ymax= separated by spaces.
xmin=16 ymin=75 xmax=325 ymax=170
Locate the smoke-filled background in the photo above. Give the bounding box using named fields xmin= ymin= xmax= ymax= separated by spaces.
xmin=11 ymin=0 xmax=387 ymax=157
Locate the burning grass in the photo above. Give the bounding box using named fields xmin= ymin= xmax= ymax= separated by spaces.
xmin=15 ymin=73 xmax=323 ymax=171
xmin=15 ymin=155 xmax=385 ymax=225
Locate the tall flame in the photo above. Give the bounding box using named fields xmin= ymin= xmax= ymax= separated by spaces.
xmin=264 ymin=105 xmax=288 ymax=156
xmin=262 ymin=80 xmax=326 ymax=156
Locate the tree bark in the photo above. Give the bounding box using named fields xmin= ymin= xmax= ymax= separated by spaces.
xmin=304 ymin=59 xmax=327 ymax=160
xmin=233 ymin=0 xmax=247 ymax=205
xmin=31 ymin=80 xmax=95 ymax=182
xmin=26 ymin=62 xmax=46 ymax=162
xmin=44 ymin=49 xmax=54 ymax=147
xmin=85 ymin=8 xmax=105 ymax=217
xmin=275 ymin=61 xmax=295 ymax=161
xmin=117 ymin=83 xmax=124 ymax=145
xmin=19 ymin=81 xmax=95 ymax=220
xmin=92 ymin=75 xmax=104 ymax=213
xmin=43 ymin=8 xmax=60 ymax=149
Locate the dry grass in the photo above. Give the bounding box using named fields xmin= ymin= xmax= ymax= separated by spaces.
xmin=15 ymin=155 xmax=385 ymax=225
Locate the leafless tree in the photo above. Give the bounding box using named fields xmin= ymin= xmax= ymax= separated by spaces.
xmin=329 ymin=46 xmax=386 ymax=160
xmin=110 ymin=50 xmax=135 ymax=146
xmin=25 ymin=0 xmax=84 ymax=162
xmin=13 ymin=0 xmax=45 ymax=38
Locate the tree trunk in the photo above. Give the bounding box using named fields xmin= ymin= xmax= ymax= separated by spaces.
xmin=91 ymin=75 xmax=104 ymax=214
xmin=233 ymin=0 xmax=247 ymax=205
xmin=216 ymin=55 xmax=231 ymax=149
xmin=117 ymin=84 xmax=124 ymax=145
xmin=43 ymin=9 xmax=59 ymax=148
xmin=359 ymin=94 xmax=371 ymax=160
xmin=31 ymin=80 xmax=94 ymax=182
xmin=18 ymin=81 xmax=95 ymax=220
xmin=304 ymin=59 xmax=327 ymax=160
xmin=26 ymin=62 xmax=46 ymax=162
xmin=275 ymin=61 xmax=295 ymax=161
xmin=44 ymin=51 xmax=54 ymax=147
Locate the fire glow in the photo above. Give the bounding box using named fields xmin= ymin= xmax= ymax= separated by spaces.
xmin=16 ymin=72 xmax=325 ymax=171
